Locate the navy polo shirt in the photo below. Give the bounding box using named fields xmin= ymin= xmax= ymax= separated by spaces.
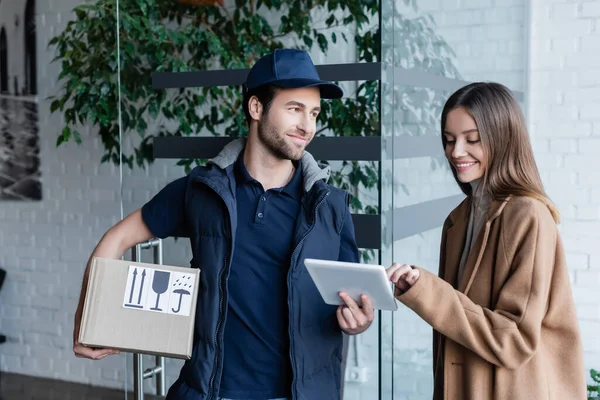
xmin=218 ymin=155 xmax=303 ymax=399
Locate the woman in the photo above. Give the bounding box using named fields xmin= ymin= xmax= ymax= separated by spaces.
xmin=388 ymin=82 xmax=587 ymax=399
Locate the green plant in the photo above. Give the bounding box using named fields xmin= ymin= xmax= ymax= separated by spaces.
xmin=48 ymin=0 xmax=460 ymax=261
xmin=590 ymin=369 xmax=600 ymax=400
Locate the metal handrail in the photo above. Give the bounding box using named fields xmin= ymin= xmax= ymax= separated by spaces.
xmin=131 ymin=239 xmax=166 ymax=399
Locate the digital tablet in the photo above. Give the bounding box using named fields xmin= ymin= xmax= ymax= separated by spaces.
xmin=304 ymin=258 xmax=398 ymax=311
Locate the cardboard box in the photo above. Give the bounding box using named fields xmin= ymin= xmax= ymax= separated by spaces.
xmin=78 ymin=257 xmax=199 ymax=360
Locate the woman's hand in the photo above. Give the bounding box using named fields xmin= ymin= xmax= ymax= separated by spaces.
xmin=386 ymin=262 xmax=420 ymax=294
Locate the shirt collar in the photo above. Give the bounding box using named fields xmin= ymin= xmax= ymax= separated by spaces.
xmin=234 ymin=154 xmax=303 ymax=200
xmin=234 ymin=153 xmax=255 ymax=184
xmin=282 ymin=159 xmax=303 ymax=199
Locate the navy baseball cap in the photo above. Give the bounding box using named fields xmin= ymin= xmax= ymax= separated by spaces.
xmin=244 ymin=49 xmax=344 ymax=99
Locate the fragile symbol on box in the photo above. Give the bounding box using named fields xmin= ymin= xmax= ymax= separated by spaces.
xmin=123 ymin=266 xmax=196 ymax=317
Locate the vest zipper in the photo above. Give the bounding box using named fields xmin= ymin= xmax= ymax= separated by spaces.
xmin=287 ymin=191 xmax=329 ymax=400
xmin=207 ymin=254 xmax=229 ymax=400
xmin=196 ymin=178 xmax=233 ymax=400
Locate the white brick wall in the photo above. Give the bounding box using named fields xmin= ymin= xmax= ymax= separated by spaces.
xmin=417 ymin=0 xmax=528 ymax=91
xmin=529 ymin=0 xmax=600 ymax=377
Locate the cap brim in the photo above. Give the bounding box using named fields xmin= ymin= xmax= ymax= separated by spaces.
xmin=271 ymin=78 xmax=344 ymax=99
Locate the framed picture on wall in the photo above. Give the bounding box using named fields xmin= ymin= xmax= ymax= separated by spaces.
xmin=0 ymin=0 xmax=41 ymax=201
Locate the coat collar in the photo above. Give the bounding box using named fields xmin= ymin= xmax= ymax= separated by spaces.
xmin=444 ymin=195 xmax=512 ymax=295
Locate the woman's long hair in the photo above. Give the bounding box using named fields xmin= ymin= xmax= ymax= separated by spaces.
xmin=441 ymin=82 xmax=560 ymax=222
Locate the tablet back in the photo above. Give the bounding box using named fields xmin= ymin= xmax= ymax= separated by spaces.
xmin=304 ymin=258 xmax=398 ymax=311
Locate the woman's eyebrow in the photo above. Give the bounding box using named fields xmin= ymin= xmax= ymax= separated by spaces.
xmin=443 ymin=129 xmax=478 ymax=136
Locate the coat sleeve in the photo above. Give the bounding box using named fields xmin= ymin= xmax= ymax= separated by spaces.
xmin=397 ymin=200 xmax=557 ymax=369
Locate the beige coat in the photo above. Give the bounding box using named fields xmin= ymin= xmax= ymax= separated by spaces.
xmin=396 ymin=196 xmax=587 ymax=400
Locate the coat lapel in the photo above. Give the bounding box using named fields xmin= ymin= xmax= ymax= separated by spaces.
xmin=443 ymin=199 xmax=469 ymax=287
xmin=457 ymin=219 xmax=490 ymax=295
xmin=448 ymin=196 xmax=513 ymax=295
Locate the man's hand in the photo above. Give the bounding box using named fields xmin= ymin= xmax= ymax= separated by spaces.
xmin=73 ymin=340 xmax=120 ymax=360
xmin=73 ymin=310 xmax=120 ymax=360
xmin=336 ymin=292 xmax=374 ymax=335
xmin=72 ymin=209 xmax=153 ymax=361
xmin=386 ymin=262 xmax=420 ymax=294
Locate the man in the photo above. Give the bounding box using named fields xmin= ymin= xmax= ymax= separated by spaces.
xmin=73 ymin=48 xmax=374 ymax=400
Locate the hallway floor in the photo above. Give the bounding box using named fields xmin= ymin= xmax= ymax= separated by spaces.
xmin=0 ymin=372 xmax=162 ymax=400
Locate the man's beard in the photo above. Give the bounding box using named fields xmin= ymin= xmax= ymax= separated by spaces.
xmin=257 ymin=118 xmax=306 ymax=161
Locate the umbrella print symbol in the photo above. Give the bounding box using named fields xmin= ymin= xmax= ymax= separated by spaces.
xmin=171 ymin=278 xmax=191 ymax=313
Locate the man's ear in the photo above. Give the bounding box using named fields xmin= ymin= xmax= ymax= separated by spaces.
xmin=248 ymin=96 xmax=263 ymax=122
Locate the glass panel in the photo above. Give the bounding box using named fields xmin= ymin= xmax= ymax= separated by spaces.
xmin=385 ymin=0 xmax=528 ymax=399
xmin=116 ymin=0 xmax=191 ymax=396
xmin=119 ymin=93 xmax=193 ymax=399
xmin=379 ymin=0 xmax=396 ymax=399
xmin=339 ymin=155 xmax=381 ymax=399
xmin=390 ymin=85 xmax=463 ymax=400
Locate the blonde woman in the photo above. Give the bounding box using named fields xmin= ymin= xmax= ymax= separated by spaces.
xmin=388 ymin=82 xmax=587 ymax=399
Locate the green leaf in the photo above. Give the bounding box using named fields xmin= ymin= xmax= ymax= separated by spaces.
xmin=316 ymin=33 xmax=328 ymax=52
xmin=56 ymin=135 xmax=66 ymax=147
xmin=302 ymin=35 xmax=313 ymax=48
xmin=100 ymin=83 xmax=110 ymax=96
xmin=136 ymin=119 xmax=148 ymax=138
xmin=149 ymin=101 xmax=159 ymax=119
xmin=72 ymin=130 xmax=82 ymax=145
xmin=50 ymin=100 xmax=61 ymax=113
xmin=74 ymin=8 xmax=87 ymax=21
xmin=62 ymin=126 xmax=71 ymax=140
xmin=47 ymin=36 xmax=59 ymax=46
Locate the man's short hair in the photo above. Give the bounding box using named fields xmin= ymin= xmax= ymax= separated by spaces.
xmin=242 ymin=84 xmax=279 ymax=126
